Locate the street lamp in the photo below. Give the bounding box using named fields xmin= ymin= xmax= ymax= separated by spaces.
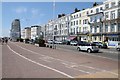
xmin=52 ymin=0 xmax=56 ymax=49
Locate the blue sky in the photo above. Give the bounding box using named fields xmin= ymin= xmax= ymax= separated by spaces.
xmin=2 ymin=2 xmax=102 ymax=37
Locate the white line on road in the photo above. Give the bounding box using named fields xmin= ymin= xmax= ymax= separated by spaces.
xmin=7 ymin=45 xmax=74 ymax=78
xmin=10 ymin=42 xmax=118 ymax=76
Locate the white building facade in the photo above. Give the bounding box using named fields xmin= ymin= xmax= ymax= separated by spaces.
xmin=31 ymin=25 xmax=42 ymax=40
xmin=102 ymin=0 xmax=120 ymax=46
xmin=21 ymin=29 xmax=25 ymax=39
xmin=24 ymin=27 xmax=31 ymax=39
xmin=42 ymin=0 xmax=120 ymax=47
xmin=88 ymin=4 xmax=104 ymax=42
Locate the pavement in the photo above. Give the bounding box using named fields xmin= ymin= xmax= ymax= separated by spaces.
xmin=2 ymin=42 xmax=119 ymax=78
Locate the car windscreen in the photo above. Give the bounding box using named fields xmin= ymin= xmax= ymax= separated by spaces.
xmin=90 ymin=43 xmax=96 ymax=46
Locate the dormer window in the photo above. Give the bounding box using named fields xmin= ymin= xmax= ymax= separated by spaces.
xmin=91 ymin=10 xmax=93 ymax=13
xmin=111 ymin=2 xmax=116 ymax=7
xmin=105 ymin=4 xmax=109 ymax=9
xmin=100 ymin=7 xmax=103 ymax=10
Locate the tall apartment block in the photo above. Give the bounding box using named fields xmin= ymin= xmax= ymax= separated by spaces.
xmin=10 ymin=19 xmax=21 ymax=41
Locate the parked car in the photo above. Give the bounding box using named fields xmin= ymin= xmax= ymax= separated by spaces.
xmin=61 ymin=40 xmax=68 ymax=44
xmin=77 ymin=42 xmax=99 ymax=53
xmin=70 ymin=40 xmax=78 ymax=46
xmin=28 ymin=39 xmax=35 ymax=44
xmin=47 ymin=40 xmax=54 ymax=44
xmin=77 ymin=41 xmax=88 ymax=46
xmin=54 ymin=40 xmax=63 ymax=44
xmin=28 ymin=41 xmax=34 ymax=44
xmin=116 ymin=43 xmax=120 ymax=51
xmin=92 ymin=42 xmax=108 ymax=49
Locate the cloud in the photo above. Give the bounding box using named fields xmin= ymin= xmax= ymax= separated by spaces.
xmin=31 ymin=8 xmax=45 ymax=18
xmin=31 ymin=8 xmax=39 ymax=17
xmin=14 ymin=7 xmax=27 ymax=14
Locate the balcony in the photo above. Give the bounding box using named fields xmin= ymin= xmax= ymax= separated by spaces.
xmin=77 ymin=31 xmax=89 ymax=35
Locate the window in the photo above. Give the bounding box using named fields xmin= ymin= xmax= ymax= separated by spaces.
xmin=118 ymin=9 xmax=120 ymax=17
xmin=111 ymin=23 xmax=115 ymax=32
xmin=74 ymin=28 xmax=75 ymax=34
xmin=71 ymin=16 xmax=73 ymax=19
xmin=74 ymin=21 xmax=75 ymax=25
xmin=111 ymin=2 xmax=116 ymax=7
xmin=99 ymin=26 xmax=103 ymax=32
xmin=91 ymin=10 xmax=93 ymax=13
xmin=71 ymin=22 xmax=73 ymax=26
xmin=94 ymin=37 xmax=96 ymax=41
xmin=105 ymin=4 xmax=109 ymax=9
xmin=96 ymin=8 xmax=99 ymax=13
xmin=76 ymin=27 xmax=78 ymax=33
xmin=76 ymin=20 xmax=78 ymax=25
xmin=79 ymin=27 xmax=81 ymax=32
xmin=79 ymin=20 xmax=81 ymax=24
xmin=60 ymin=30 xmax=61 ymax=34
xmin=105 ymin=23 xmax=108 ymax=32
xmin=76 ymin=14 xmax=78 ymax=18
xmin=71 ymin=28 xmax=72 ymax=33
xmin=79 ymin=13 xmax=81 ymax=17
xmin=94 ymin=16 xmax=97 ymax=22
xmin=118 ymin=23 xmax=120 ymax=32
xmin=119 ymin=1 xmax=120 ymax=7
xmin=100 ymin=7 xmax=103 ymax=10
xmin=84 ymin=19 xmax=88 ymax=24
xmin=100 ymin=37 xmax=102 ymax=41
xmin=90 ymin=26 xmax=92 ymax=33
xmin=95 ymin=27 xmax=97 ymax=33
xmin=105 ymin=12 xmax=109 ymax=19
xmin=111 ymin=11 xmax=115 ymax=19
xmin=74 ymin=15 xmax=75 ymax=18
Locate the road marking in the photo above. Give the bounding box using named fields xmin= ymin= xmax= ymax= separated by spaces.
xmin=7 ymin=45 xmax=74 ymax=78
xmin=62 ymin=62 xmax=91 ymax=74
xmin=10 ymin=42 xmax=118 ymax=76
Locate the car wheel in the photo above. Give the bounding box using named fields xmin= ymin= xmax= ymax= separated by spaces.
xmin=77 ymin=47 xmax=81 ymax=51
xmin=87 ymin=49 xmax=92 ymax=53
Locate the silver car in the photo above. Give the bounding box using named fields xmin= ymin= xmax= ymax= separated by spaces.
xmin=70 ymin=40 xmax=78 ymax=46
xmin=77 ymin=43 xmax=99 ymax=53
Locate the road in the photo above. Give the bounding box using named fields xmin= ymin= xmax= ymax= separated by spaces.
xmin=55 ymin=44 xmax=119 ymax=61
xmin=2 ymin=42 xmax=119 ymax=78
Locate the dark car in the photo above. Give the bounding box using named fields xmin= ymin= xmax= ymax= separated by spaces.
xmin=92 ymin=42 xmax=108 ymax=49
xmin=77 ymin=41 xmax=88 ymax=46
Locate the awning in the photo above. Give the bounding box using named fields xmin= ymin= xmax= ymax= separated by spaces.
xmin=67 ymin=36 xmax=77 ymax=40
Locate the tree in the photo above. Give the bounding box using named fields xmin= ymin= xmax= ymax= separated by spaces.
xmin=35 ymin=37 xmax=45 ymax=47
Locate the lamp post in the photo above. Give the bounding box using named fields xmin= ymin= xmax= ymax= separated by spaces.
xmin=52 ymin=0 xmax=56 ymax=49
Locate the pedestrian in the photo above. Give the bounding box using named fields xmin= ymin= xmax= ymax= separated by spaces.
xmin=5 ymin=38 xmax=8 ymax=44
xmin=1 ymin=38 xmax=4 ymax=45
xmin=0 ymin=38 xmax=1 ymax=44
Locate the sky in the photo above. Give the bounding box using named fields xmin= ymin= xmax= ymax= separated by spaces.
xmin=1 ymin=2 xmax=102 ymax=37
